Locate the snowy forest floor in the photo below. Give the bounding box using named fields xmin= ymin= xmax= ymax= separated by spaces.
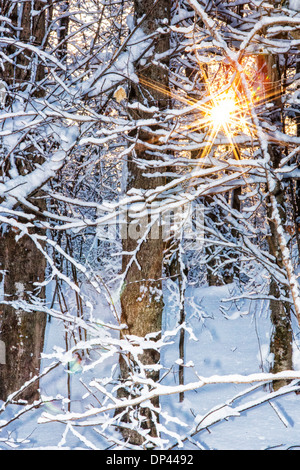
xmin=1 ymin=278 xmax=300 ymax=450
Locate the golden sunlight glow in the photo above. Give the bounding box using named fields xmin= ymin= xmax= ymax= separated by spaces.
xmin=209 ymin=96 xmax=236 ymax=129
xmin=137 ymin=63 xmax=258 ymax=163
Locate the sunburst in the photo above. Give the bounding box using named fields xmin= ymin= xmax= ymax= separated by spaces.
xmin=135 ymin=59 xmax=279 ymax=165
xmin=209 ymin=95 xmax=236 ymax=130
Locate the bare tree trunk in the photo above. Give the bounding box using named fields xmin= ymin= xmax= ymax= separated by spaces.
xmin=0 ymin=0 xmax=49 ymax=93
xmin=259 ymin=52 xmax=293 ymax=390
xmin=0 ymin=1 xmax=49 ymax=402
xmin=117 ymin=0 xmax=170 ymax=445
xmin=0 ymin=231 xmax=47 ymax=402
xmin=56 ymin=1 xmax=69 ymax=64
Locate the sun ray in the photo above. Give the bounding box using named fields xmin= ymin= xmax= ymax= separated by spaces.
xmin=134 ymin=58 xmax=284 ymax=175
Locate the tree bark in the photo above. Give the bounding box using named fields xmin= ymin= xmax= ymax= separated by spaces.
xmin=259 ymin=52 xmax=293 ymax=390
xmin=56 ymin=1 xmax=69 ymax=64
xmin=0 ymin=1 xmax=49 ymax=402
xmin=117 ymin=0 xmax=170 ymax=445
xmin=0 ymin=230 xmax=47 ymax=402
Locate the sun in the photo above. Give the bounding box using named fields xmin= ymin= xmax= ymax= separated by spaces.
xmin=196 ymin=90 xmax=243 ymax=160
xmin=209 ymin=94 xmax=236 ymax=130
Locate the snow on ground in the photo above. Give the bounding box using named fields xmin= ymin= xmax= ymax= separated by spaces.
xmin=1 ymin=279 xmax=300 ymax=450
xmin=162 ymin=282 xmax=300 ymax=450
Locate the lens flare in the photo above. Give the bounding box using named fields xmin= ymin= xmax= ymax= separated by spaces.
xmin=209 ymin=96 xmax=236 ymax=129
xmin=67 ymin=353 xmax=83 ymax=374
xmin=137 ymin=65 xmax=257 ymax=163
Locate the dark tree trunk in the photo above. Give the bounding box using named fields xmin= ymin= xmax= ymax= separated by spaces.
xmin=0 ymin=1 xmax=49 ymax=403
xmin=0 ymin=230 xmax=47 ymax=402
xmin=56 ymin=1 xmax=69 ymax=63
xmin=117 ymin=0 xmax=171 ymax=445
